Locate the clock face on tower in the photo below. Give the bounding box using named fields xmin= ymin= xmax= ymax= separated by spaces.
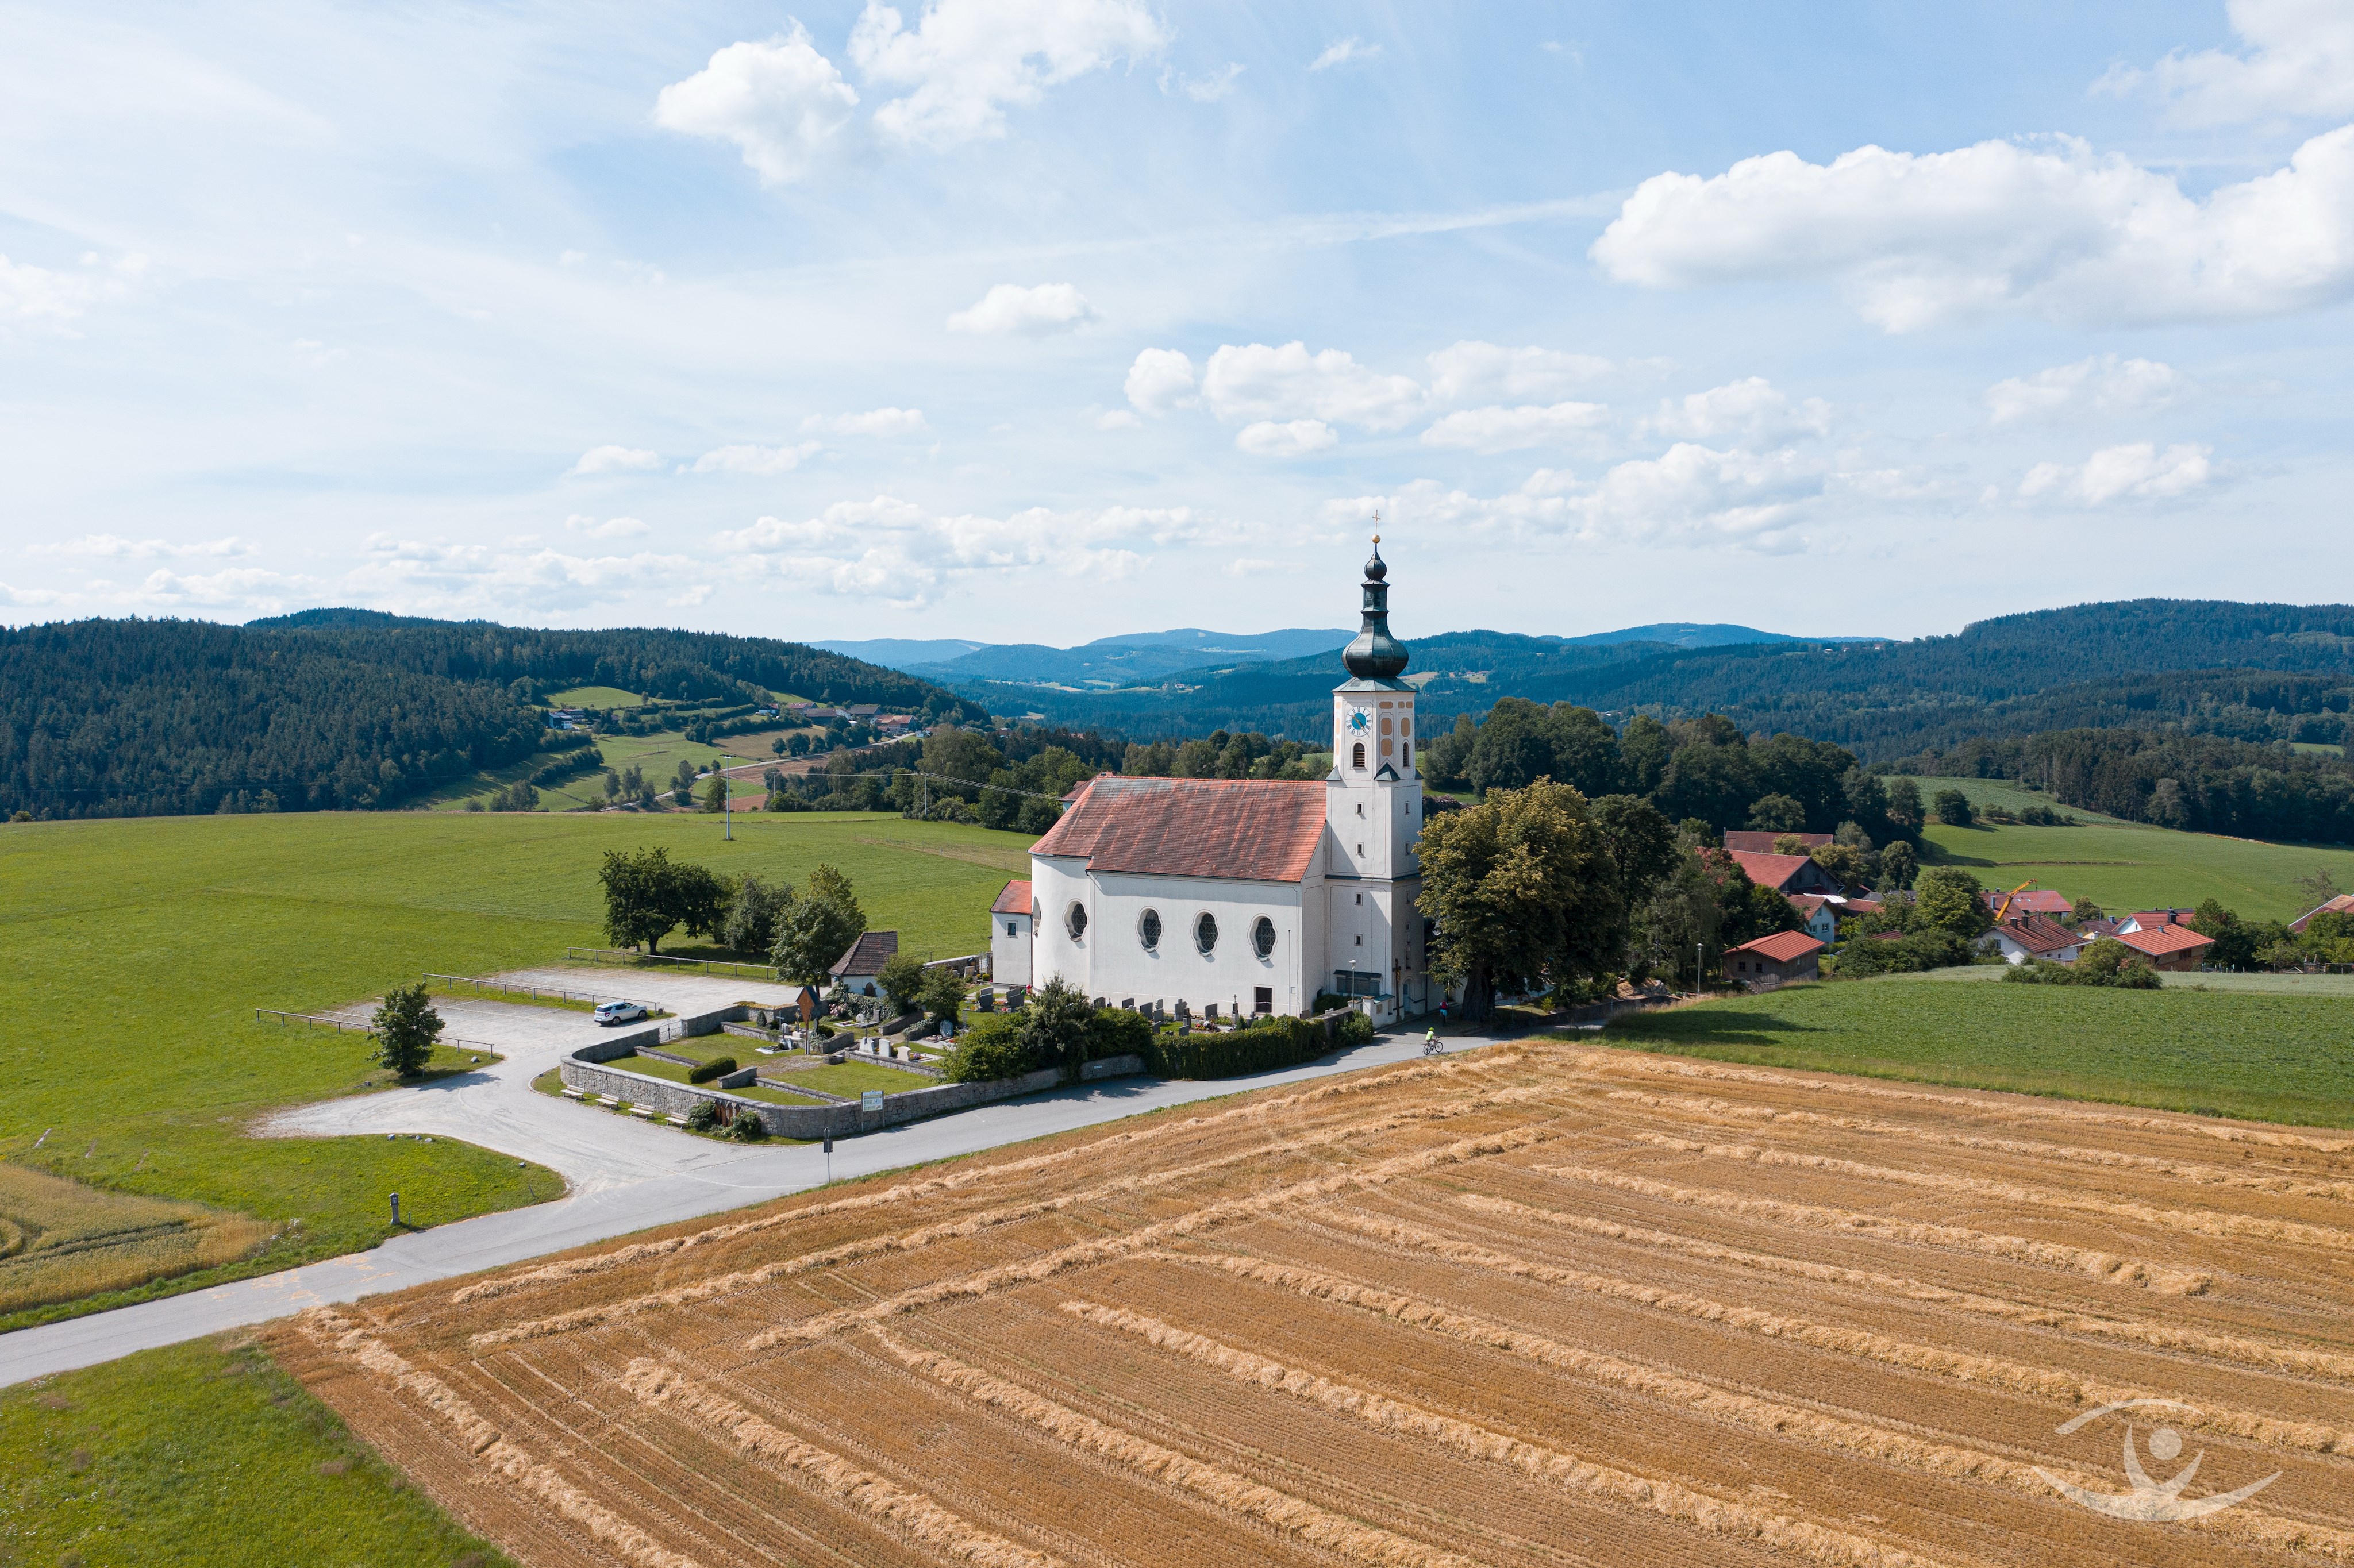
xmin=1347 ymin=711 xmax=1371 ymax=732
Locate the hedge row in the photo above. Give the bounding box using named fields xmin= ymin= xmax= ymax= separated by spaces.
xmin=1140 ymin=1010 xmax=1372 ymax=1080
xmin=687 ymin=1056 xmax=739 ymax=1084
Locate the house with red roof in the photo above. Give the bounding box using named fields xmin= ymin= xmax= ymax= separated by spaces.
xmin=1786 ymin=894 xmax=1840 ymax=944
xmin=1725 ymin=930 xmax=1825 ymax=987
xmin=1722 ymin=830 xmax=1833 ymax=854
xmin=2113 ymin=923 xmax=2214 ymax=971
xmin=990 ymin=879 xmax=1034 ymax=988
xmin=1983 ymin=915 xmax=2087 ymax=965
xmin=2118 ymin=908 xmax=2199 ymax=934
xmin=1723 ymin=849 xmax=1847 ymax=897
xmin=1982 ymin=888 xmax=2074 ymax=919
xmin=2290 ymin=893 xmax=2354 ymax=933
xmin=1022 ymin=543 xmax=1440 ymax=1023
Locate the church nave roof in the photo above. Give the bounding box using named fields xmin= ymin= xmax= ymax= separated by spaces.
xmin=1030 ymin=776 xmax=1329 ymax=884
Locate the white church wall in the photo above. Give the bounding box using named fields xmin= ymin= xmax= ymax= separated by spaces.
xmin=1068 ymin=872 xmax=1313 ymax=1018
xmin=1029 ymin=854 xmax=1093 ymax=997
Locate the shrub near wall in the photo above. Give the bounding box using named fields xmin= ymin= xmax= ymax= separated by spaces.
xmin=1144 ymin=1011 xmax=1373 ymax=1080
xmin=687 ymin=1056 xmax=739 ymax=1084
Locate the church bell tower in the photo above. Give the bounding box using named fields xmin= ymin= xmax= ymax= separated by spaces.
xmin=1327 ymin=536 xmax=1423 ymax=1012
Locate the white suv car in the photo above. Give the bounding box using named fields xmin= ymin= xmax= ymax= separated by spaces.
xmin=593 ymin=1000 xmax=648 ymax=1026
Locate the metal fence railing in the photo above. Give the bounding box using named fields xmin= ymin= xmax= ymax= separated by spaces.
xmin=424 ymin=973 xmax=650 ymax=1007
xmin=564 ymin=946 xmax=781 ymax=981
xmin=253 ymin=1008 xmax=498 ymax=1056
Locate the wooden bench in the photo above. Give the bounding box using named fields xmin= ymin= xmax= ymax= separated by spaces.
xmin=562 ymin=1087 xmax=584 ymax=1100
xmin=628 ymin=1105 xmax=653 ymax=1118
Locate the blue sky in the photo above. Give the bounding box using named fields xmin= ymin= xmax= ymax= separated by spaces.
xmin=3 ymin=1 xmax=2351 ymax=642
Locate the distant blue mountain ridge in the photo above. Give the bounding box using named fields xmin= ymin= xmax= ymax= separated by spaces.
xmin=816 ymin=621 xmax=1841 ymax=689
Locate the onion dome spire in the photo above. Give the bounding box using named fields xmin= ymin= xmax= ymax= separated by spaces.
xmin=1341 ymin=529 xmax=1410 ymax=681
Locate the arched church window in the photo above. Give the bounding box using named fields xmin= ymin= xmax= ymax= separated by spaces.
xmin=1195 ymin=912 xmax=1218 ymax=953
xmin=1403 ymin=742 xmax=1412 ymax=768
xmin=1352 ymin=742 xmax=1365 ymax=770
xmin=1139 ymin=908 xmax=1161 ymax=950
xmin=1252 ymin=917 xmax=1276 ymax=958
xmin=1067 ymin=903 xmax=1088 ymax=941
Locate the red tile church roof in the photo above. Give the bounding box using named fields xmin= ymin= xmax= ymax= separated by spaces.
xmin=1030 ymin=777 xmax=1330 ymax=883
xmin=990 ymin=879 xmax=1033 ymax=916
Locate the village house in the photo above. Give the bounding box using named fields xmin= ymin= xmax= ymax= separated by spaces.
xmin=1786 ymin=894 xmax=1840 ymax=944
xmin=2117 ymin=908 xmax=2198 ymax=934
xmin=2114 ymin=922 xmax=2215 ymax=971
xmin=1724 ymin=849 xmax=1848 ymax=898
xmin=1983 ymin=888 xmax=2073 ymax=919
xmin=2290 ymin=893 xmax=2354 ymax=932
xmin=1721 ymin=830 xmax=1833 ymax=854
xmin=1983 ymin=915 xmax=2087 ymax=965
xmin=1726 ymin=930 xmax=1825 ymax=986
xmin=829 ymin=930 xmax=899 ymax=999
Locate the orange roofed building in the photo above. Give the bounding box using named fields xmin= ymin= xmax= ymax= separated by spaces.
xmin=1024 ymin=542 xmax=1436 ymax=1022
xmin=990 ymin=879 xmax=1033 ymax=988
xmin=2114 ymin=922 xmax=2214 ymax=972
xmin=1725 ymin=930 xmax=1825 ymax=987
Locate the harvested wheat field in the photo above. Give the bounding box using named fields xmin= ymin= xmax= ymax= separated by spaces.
xmin=268 ymin=1042 xmax=2354 ymax=1568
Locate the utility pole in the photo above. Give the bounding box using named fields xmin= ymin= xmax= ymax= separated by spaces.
xmin=721 ymin=753 xmax=734 ymax=841
xmin=1695 ymin=941 xmax=1705 ymax=995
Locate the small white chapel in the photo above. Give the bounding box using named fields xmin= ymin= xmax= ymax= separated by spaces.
xmin=993 ymin=540 xmax=1434 ymax=1023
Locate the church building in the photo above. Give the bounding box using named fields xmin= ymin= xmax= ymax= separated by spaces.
xmin=1000 ymin=541 xmax=1432 ymax=1023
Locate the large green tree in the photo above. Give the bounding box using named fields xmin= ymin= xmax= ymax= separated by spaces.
xmin=1017 ymin=977 xmax=1099 ymax=1072
xmin=770 ymin=863 xmax=867 ymax=983
xmin=1417 ymin=779 xmax=1625 ymax=1020
xmin=598 ymin=846 xmax=729 ymax=954
xmin=1916 ymin=866 xmax=1990 ymax=935
xmin=371 ymin=983 xmax=443 ymax=1078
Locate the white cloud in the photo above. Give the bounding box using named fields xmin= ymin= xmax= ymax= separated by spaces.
xmin=564 ymin=514 xmax=651 ymax=540
xmin=653 ymin=29 xmax=859 ymax=186
xmin=1123 ymin=347 xmax=1197 ymax=413
xmin=33 ymin=534 xmax=254 ymax=559
xmin=132 ymin=566 xmax=316 ymax=611
xmin=1201 ymin=341 xmax=1424 ymax=430
xmin=349 ymin=535 xmax=702 ymax=615
xmin=1644 ymin=377 xmax=1832 ymax=445
xmin=2018 ymin=442 xmax=2215 ymax=504
xmin=1168 ymin=62 xmax=1244 ymax=102
xmin=1235 ymin=419 xmax=1338 ymax=457
xmin=1424 ymin=341 xmax=1616 ymax=404
xmin=1310 ymin=37 xmax=1381 ymax=71
xmin=1330 ymin=445 xmax=1827 ymax=553
xmin=558 ymin=249 xmax=587 ymax=267
xmin=713 ymin=491 xmax=1206 ymax=606
xmin=1984 ymin=355 xmax=2190 ymax=426
xmin=947 ymin=281 xmax=1098 ymax=335
xmin=1420 ymin=402 xmax=1607 ymax=454
xmin=2105 ymin=0 xmax=2354 ymax=125
xmin=803 ymin=406 xmax=929 ymax=437
xmin=570 ymin=444 xmax=663 ymax=476
xmin=1094 ymin=408 xmax=1141 ymax=430
xmin=690 ymin=440 xmax=822 ymax=475
xmin=0 ymin=252 xmax=143 ymax=325
xmin=1221 ymin=556 xmax=1298 ymax=577
xmin=849 ymin=0 xmax=1168 ymax=149
xmin=1591 ymin=125 xmax=2354 ymax=330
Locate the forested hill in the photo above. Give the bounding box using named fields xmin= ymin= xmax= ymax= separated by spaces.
xmin=0 ymin=613 xmax=976 ymax=819
xmin=959 ymin=599 xmax=2354 ymax=756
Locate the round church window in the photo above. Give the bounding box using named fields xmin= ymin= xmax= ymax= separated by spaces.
xmin=1140 ymin=908 xmax=1161 ymax=950
xmin=1252 ymin=916 xmax=1276 ymax=958
xmin=1195 ymin=912 xmax=1218 ymax=953
xmin=1067 ymin=902 xmax=1088 ymax=941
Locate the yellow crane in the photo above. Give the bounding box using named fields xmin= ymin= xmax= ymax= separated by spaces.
xmin=1992 ymin=879 xmax=2036 ymax=922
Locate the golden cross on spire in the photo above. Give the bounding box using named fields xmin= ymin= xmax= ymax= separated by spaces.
xmin=1371 ymin=508 xmax=1380 ymax=545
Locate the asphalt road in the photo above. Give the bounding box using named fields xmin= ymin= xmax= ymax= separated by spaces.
xmin=3 ymin=972 xmax=1484 ymax=1386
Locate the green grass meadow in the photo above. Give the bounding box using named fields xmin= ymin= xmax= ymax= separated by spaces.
xmin=1599 ymin=974 xmax=2354 ymax=1127
xmin=1894 ymin=775 xmax=2354 ymax=921
xmin=0 ymin=809 xmax=1028 ymax=1328
xmin=0 ymin=1334 xmax=516 ymax=1568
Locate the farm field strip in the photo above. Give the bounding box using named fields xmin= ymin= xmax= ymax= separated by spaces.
xmin=1222 ymin=1219 xmax=2354 ymax=1457
xmin=1403 ymin=1191 xmax=2354 ymax=1386
xmin=1548 ymin=1046 xmax=2354 ymax=1152
xmin=465 ymin=1087 xmax=1570 ymax=1348
xmin=1046 ymin=1298 xmax=1959 ymax=1568
xmin=280 ymin=1042 xmax=2354 ymax=1568
xmin=1617 ymin=1131 xmax=2354 ymax=1255
xmin=1528 ymin=1158 xmax=2214 ymax=1293
xmin=1590 ymin=1087 xmax=2354 ymax=1201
